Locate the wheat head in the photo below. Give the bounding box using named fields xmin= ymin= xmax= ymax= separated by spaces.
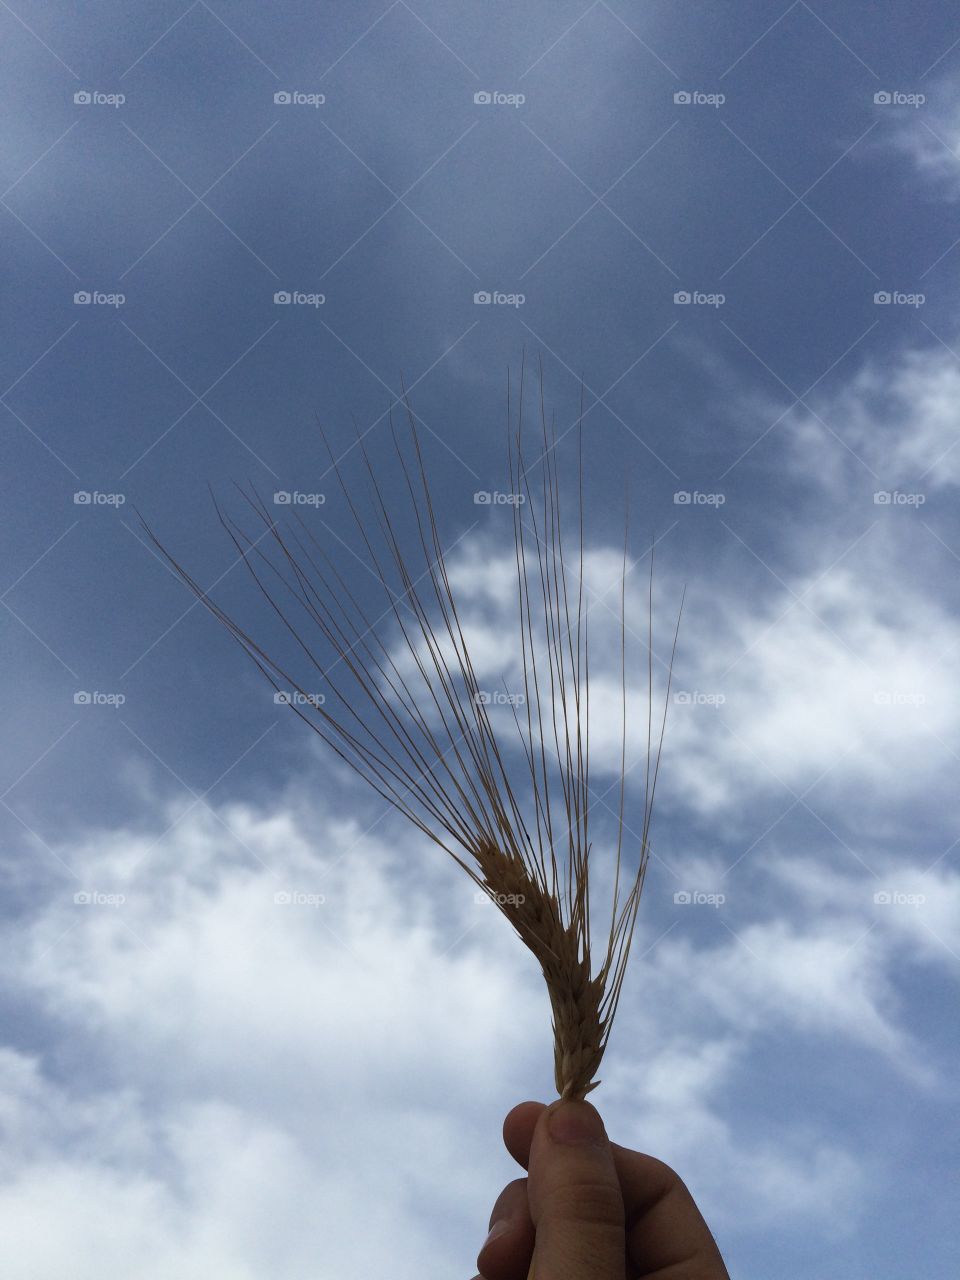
xmin=143 ymin=358 xmax=679 ymax=1108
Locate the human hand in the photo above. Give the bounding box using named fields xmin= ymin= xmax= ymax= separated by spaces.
xmin=474 ymin=1099 xmax=730 ymax=1280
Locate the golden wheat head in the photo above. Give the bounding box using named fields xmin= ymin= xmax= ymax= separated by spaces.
xmin=143 ymin=360 xmax=679 ymax=1102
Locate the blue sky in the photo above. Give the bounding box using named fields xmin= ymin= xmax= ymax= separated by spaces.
xmin=2 ymin=2 xmax=960 ymax=1276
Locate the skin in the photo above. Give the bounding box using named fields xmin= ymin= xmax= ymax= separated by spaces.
xmin=473 ymin=1100 xmax=731 ymax=1280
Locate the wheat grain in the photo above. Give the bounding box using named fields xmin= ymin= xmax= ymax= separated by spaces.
xmin=142 ymin=357 xmax=680 ymax=1259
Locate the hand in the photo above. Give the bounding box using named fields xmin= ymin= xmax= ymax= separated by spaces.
xmin=474 ymin=1099 xmax=730 ymax=1280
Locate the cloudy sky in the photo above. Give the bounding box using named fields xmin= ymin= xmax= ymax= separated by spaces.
xmin=2 ymin=2 xmax=959 ymax=1276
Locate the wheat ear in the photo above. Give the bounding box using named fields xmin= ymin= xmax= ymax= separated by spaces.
xmin=141 ymin=360 xmax=680 ymax=1253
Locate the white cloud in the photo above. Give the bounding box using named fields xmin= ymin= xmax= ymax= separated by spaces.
xmin=878 ymin=90 xmax=960 ymax=200
xmin=661 ymin=555 xmax=960 ymax=813
xmin=16 ymin=802 xmax=541 ymax=1106
xmin=781 ymin=345 xmax=960 ymax=492
xmin=0 ymin=1062 xmax=440 ymax=1280
xmin=4 ymin=797 xmax=544 ymax=1278
xmin=654 ymin=919 xmax=905 ymax=1059
xmin=4 ymin=773 xmax=927 ymax=1274
xmin=767 ymin=850 xmax=960 ymax=972
xmin=404 ymin=529 xmax=960 ymax=823
xmin=606 ymin=1036 xmax=866 ymax=1233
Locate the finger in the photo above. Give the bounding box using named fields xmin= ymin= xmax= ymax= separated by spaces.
xmin=526 ymin=1100 xmax=627 ymax=1280
xmin=504 ymin=1102 xmax=728 ymax=1278
xmin=503 ymin=1100 xmax=545 ymax=1169
xmin=476 ymin=1178 xmax=535 ymax=1280
xmin=616 ymin=1154 xmax=729 ymax=1278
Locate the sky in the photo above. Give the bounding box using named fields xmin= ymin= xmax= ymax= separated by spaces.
xmin=2 ymin=1 xmax=960 ymax=1276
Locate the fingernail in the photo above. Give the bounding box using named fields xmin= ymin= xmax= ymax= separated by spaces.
xmin=547 ymin=1101 xmax=607 ymax=1146
xmin=481 ymin=1219 xmax=511 ymax=1249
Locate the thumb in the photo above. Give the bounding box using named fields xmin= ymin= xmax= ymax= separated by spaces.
xmin=526 ymin=1100 xmax=626 ymax=1280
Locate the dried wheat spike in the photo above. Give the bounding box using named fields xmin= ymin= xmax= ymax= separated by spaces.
xmin=474 ymin=839 xmax=605 ymax=1099
xmin=143 ymin=357 xmax=679 ymax=1106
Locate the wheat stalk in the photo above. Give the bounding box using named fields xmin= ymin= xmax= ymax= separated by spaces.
xmin=143 ymin=360 xmax=680 ymax=1262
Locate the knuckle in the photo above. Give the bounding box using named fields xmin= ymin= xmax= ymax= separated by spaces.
xmin=488 ymin=1176 xmax=528 ymax=1228
xmin=645 ymin=1153 xmax=685 ymax=1189
xmin=538 ymin=1177 xmax=626 ymax=1232
xmin=621 ymin=1149 xmax=692 ymax=1218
